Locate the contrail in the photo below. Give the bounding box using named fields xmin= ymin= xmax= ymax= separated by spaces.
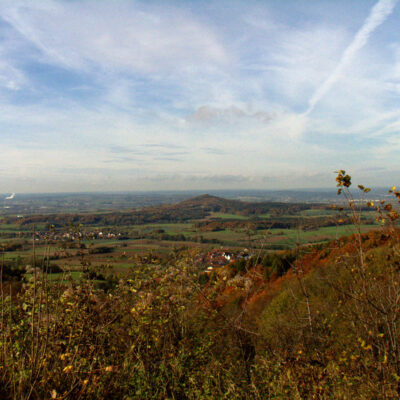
xmin=305 ymin=0 xmax=398 ymax=115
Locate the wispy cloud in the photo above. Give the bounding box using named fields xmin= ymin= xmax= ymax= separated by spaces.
xmin=0 ymin=60 xmax=25 ymax=90
xmin=0 ymin=1 xmax=228 ymax=75
xmin=306 ymin=0 xmax=398 ymax=115
xmin=187 ymin=105 xmax=274 ymax=124
xmin=0 ymin=1 xmax=399 ymax=191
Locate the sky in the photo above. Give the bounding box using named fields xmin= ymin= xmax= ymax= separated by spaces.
xmin=0 ymin=0 xmax=400 ymax=192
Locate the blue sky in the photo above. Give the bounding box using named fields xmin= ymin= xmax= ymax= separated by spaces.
xmin=0 ymin=0 xmax=399 ymax=192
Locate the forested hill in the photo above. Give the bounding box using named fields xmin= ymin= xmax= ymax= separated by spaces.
xmin=2 ymin=194 xmax=312 ymax=227
xmin=175 ymin=194 xmax=310 ymax=215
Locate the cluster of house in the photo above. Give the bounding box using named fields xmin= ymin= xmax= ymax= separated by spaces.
xmin=17 ymin=230 xmax=123 ymax=242
xmin=201 ymin=249 xmax=252 ymax=273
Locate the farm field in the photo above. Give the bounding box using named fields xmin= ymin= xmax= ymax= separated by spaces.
xmin=0 ymin=194 xmax=382 ymax=285
xmin=2 ymin=222 xmax=381 ymax=282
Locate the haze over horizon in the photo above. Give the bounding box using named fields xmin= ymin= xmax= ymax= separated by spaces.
xmin=1 ymin=0 xmax=400 ymax=192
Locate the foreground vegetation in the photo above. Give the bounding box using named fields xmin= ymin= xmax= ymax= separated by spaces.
xmin=1 ymin=173 xmax=400 ymax=399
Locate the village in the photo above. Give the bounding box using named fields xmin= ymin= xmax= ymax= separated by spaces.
xmin=10 ymin=229 xmax=124 ymax=242
xmin=198 ymin=248 xmax=253 ymax=273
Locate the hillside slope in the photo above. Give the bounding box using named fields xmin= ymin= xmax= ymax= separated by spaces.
xmin=2 ymin=225 xmax=400 ymax=399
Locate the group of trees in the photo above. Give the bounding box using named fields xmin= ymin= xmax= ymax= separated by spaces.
xmin=195 ymin=214 xmax=370 ymax=232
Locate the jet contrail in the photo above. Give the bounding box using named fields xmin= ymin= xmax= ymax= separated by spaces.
xmin=305 ymin=0 xmax=398 ymax=115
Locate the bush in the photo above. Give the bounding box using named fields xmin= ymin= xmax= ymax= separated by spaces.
xmin=89 ymin=246 xmax=114 ymax=254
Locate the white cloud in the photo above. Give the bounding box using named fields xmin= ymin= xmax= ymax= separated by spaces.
xmin=0 ymin=0 xmax=399 ymax=191
xmin=0 ymin=61 xmax=25 ymax=90
xmin=306 ymin=0 xmax=398 ymax=114
xmin=187 ymin=105 xmax=274 ymax=123
xmin=0 ymin=1 xmax=228 ymax=75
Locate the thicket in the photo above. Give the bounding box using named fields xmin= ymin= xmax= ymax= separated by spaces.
xmin=195 ymin=214 xmax=374 ymax=232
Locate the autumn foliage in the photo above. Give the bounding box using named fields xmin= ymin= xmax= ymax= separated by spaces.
xmin=2 ymin=172 xmax=400 ymax=399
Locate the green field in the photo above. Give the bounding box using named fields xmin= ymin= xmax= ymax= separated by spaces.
xmin=0 ymin=199 xmax=383 ymax=282
xmin=16 ymin=218 xmax=379 ymax=285
xmin=297 ymin=209 xmax=336 ymax=217
xmin=210 ymin=212 xmax=248 ymax=220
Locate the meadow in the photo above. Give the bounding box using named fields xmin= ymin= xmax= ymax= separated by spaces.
xmin=0 ymin=196 xmax=380 ymax=285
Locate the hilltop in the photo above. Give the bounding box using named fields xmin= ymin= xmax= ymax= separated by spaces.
xmin=177 ymin=193 xmax=310 ymax=215
xmin=1 ymin=193 xmax=312 ymax=227
xmin=178 ymin=194 xmax=241 ymax=208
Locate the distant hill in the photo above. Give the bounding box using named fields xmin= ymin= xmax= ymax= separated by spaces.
xmin=173 ymin=194 xmax=242 ymax=211
xmin=2 ymin=194 xmax=313 ymax=227
xmin=174 ymin=194 xmax=309 ymax=216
